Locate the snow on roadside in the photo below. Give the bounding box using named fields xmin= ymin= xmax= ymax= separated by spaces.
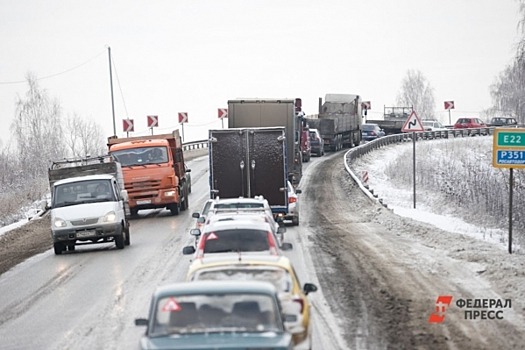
xmin=351 ymin=138 xmax=514 ymax=252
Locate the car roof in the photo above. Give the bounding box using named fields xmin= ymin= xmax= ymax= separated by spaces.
xmin=188 ymin=254 xmax=291 ymax=274
xmin=202 ymin=218 xmax=273 ymax=233
xmin=154 ymin=280 xmax=278 ymax=299
xmin=208 ymin=212 xmax=273 ymax=224
xmin=187 ymin=255 xmax=293 ymax=281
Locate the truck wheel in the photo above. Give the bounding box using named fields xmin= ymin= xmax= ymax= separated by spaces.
xmin=67 ymin=244 xmax=75 ymax=251
xmin=292 ymin=216 xmax=299 ymax=226
xmin=184 ymin=190 xmax=189 ymax=210
xmin=130 ymin=208 xmax=139 ymax=217
xmin=124 ymin=223 xmax=131 ymax=246
xmin=54 ymin=243 xmax=65 ymax=255
xmin=169 ymin=203 xmax=180 ymax=215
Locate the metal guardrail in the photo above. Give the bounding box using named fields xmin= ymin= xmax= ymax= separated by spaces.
xmin=182 ymin=139 xmax=208 ymax=151
xmin=344 ymin=127 xmax=496 ymax=206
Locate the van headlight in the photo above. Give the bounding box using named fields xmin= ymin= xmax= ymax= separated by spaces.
xmin=53 ymin=218 xmax=67 ymax=228
xmin=103 ymin=211 xmax=117 ymax=223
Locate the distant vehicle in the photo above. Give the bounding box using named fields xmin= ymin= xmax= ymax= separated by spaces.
xmin=134 ymin=281 xmax=295 ymax=350
xmin=47 ymin=155 xmax=131 ymax=255
xmin=453 ymin=117 xmax=488 ymax=135
xmin=228 ymin=98 xmax=304 ymax=184
xmin=186 ymin=255 xmax=318 ymax=349
xmin=182 ymin=217 xmax=293 ymax=258
xmin=284 ymin=181 xmax=301 ymax=226
xmin=366 ymin=106 xmax=413 ymax=135
xmin=108 ymin=130 xmax=190 ymax=216
xmin=421 ymin=120 xmax=447 ymax=131
xmin=305 ymin=94 xmax=363 ymax=152
xmin=308 ymin=128 xmax=324 ymax=156
xmin=361 ymin=123 xmax=386 ymax=142
xmin=488 ymin=117 xmax=518 ymax=127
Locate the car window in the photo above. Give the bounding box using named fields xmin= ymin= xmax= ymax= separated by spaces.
xmin=152 ymin=293 xmax=281 ymax=335
xmin=202 ymin=229 xmax=270 ymax=253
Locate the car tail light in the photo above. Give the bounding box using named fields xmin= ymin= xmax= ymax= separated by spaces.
xmin=371 ymin=131 xmax=377 ymax=136
xmin=293 ymin=297 xmax=305 ymax=314
xmin=195 ymin=233 xmax=206 ymax=257
xmin=289 ymin=196 xmax=297 ymax=204
xmin=267 ymin=232 xmax=278 ymax=255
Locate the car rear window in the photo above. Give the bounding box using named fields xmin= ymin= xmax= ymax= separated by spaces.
xmin=203 ymin=229 xmax=270 ymax=253
xmin=362 ymin=124 xmax=376 ymax=131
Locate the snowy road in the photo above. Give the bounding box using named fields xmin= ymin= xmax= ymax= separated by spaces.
xmin=0 ymin=155 xmax=344 ymax=350
xmin=1 ymin=148 xmax=525 ymax=349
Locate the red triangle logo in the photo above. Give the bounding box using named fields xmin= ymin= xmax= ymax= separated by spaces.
xmin=207 ymin=232 xmax=218 ymax=240
xmin=161 ymin=297 xmax=181 ymax=312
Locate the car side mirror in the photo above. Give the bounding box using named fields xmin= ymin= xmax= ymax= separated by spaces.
xmin=197 ymin=217 xmax=206 ymax=224
xmin=281 ymin=242 xmax=293 ymax=251
xmin=303 ymin=283 xmax=318 ymax=295
xmin=186 ymin=168 xmax=191 ymax=173
xmin=295 ymin=189 xmax=302 ymax=194
xmin=120 ymin=190 xmax=129 ymax=201
xmin=190 ymin=228 xmax=201 ymax=236
xmin=192 ymin=212 xmax=200 ymax=219
xmin=182 ymin=246 xmax=196 ymax=255
xmin=277 ymin=226 xmax=286 ymax=234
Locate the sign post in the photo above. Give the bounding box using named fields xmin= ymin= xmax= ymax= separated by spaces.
xmin=122 ymin=119 xmax=134 ymax=137
xmin=178 ymin=112 xmax=188 ymax=141
xmin=361 ymin=101 xmax=371 ymax=119
xmin=218 ymin=108 xmax=228 ymax=128
xmin=401 ymin=111 xmax=425 ymax=208
xmin=492 ymin=128 xmax=525 ymax=253
xmin=147 ymin=115 xmax=158 ymax=135
xmin=444 ymin=101 xmax=455 ymax=125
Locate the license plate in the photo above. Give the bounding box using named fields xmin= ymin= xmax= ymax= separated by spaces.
xmin=77 ymin=230 xmax=96 ymax=238
xmin=137 ymin=199 xmax=151 ymax=205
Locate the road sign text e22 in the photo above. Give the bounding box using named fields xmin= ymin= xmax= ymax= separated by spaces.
xmin=497 ymin=132 xmax=525 ymax=147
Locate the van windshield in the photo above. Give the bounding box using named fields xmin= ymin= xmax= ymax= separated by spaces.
xmin=53 ymin=179 xmax=116 ymax=208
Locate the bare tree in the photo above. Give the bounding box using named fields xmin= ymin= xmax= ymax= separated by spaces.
xmin=396 ymin=69 xmax=436 ymax=120
xmin=64 ymin=113 xmax=106 ymax=158
xmin=10 ymin=73 xmax=66 ymax=177
xmin=489 ymin=0 xmax=525 ymax=122
xmin=489 ymin=61 xmax=525 ymax=122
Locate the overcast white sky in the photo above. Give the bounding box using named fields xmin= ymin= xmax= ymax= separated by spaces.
xmin=0 ymin=0 xmax=520 ymax=144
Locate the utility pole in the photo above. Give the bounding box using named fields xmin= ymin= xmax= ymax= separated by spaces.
xmin=108 ymin=46 xmax=116 ymax=136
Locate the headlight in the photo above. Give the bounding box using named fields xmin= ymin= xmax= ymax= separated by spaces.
xmin=164 ymin=190 xmax=176 ymax=197
xmin=53 ymin=218 xmax=67 ymax=228
xmin=103 ymin=211 xmax=117 ymax=222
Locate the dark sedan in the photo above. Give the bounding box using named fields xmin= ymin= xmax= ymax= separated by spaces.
xmin=362 ymin=123 xmax=385 ymax=142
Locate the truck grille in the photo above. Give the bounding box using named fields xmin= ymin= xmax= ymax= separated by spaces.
xmin=126 ymin=179 xmax=162 ymax=192
xmin=71 ymin=218 xmax=99 ymax=226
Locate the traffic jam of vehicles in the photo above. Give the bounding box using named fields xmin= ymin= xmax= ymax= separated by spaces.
xmin=43 ymin=93 xmax=505 ymax=349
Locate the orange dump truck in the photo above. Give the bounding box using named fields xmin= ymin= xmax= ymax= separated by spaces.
xmin=107 ymin=130 xmax=190 ymax=216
